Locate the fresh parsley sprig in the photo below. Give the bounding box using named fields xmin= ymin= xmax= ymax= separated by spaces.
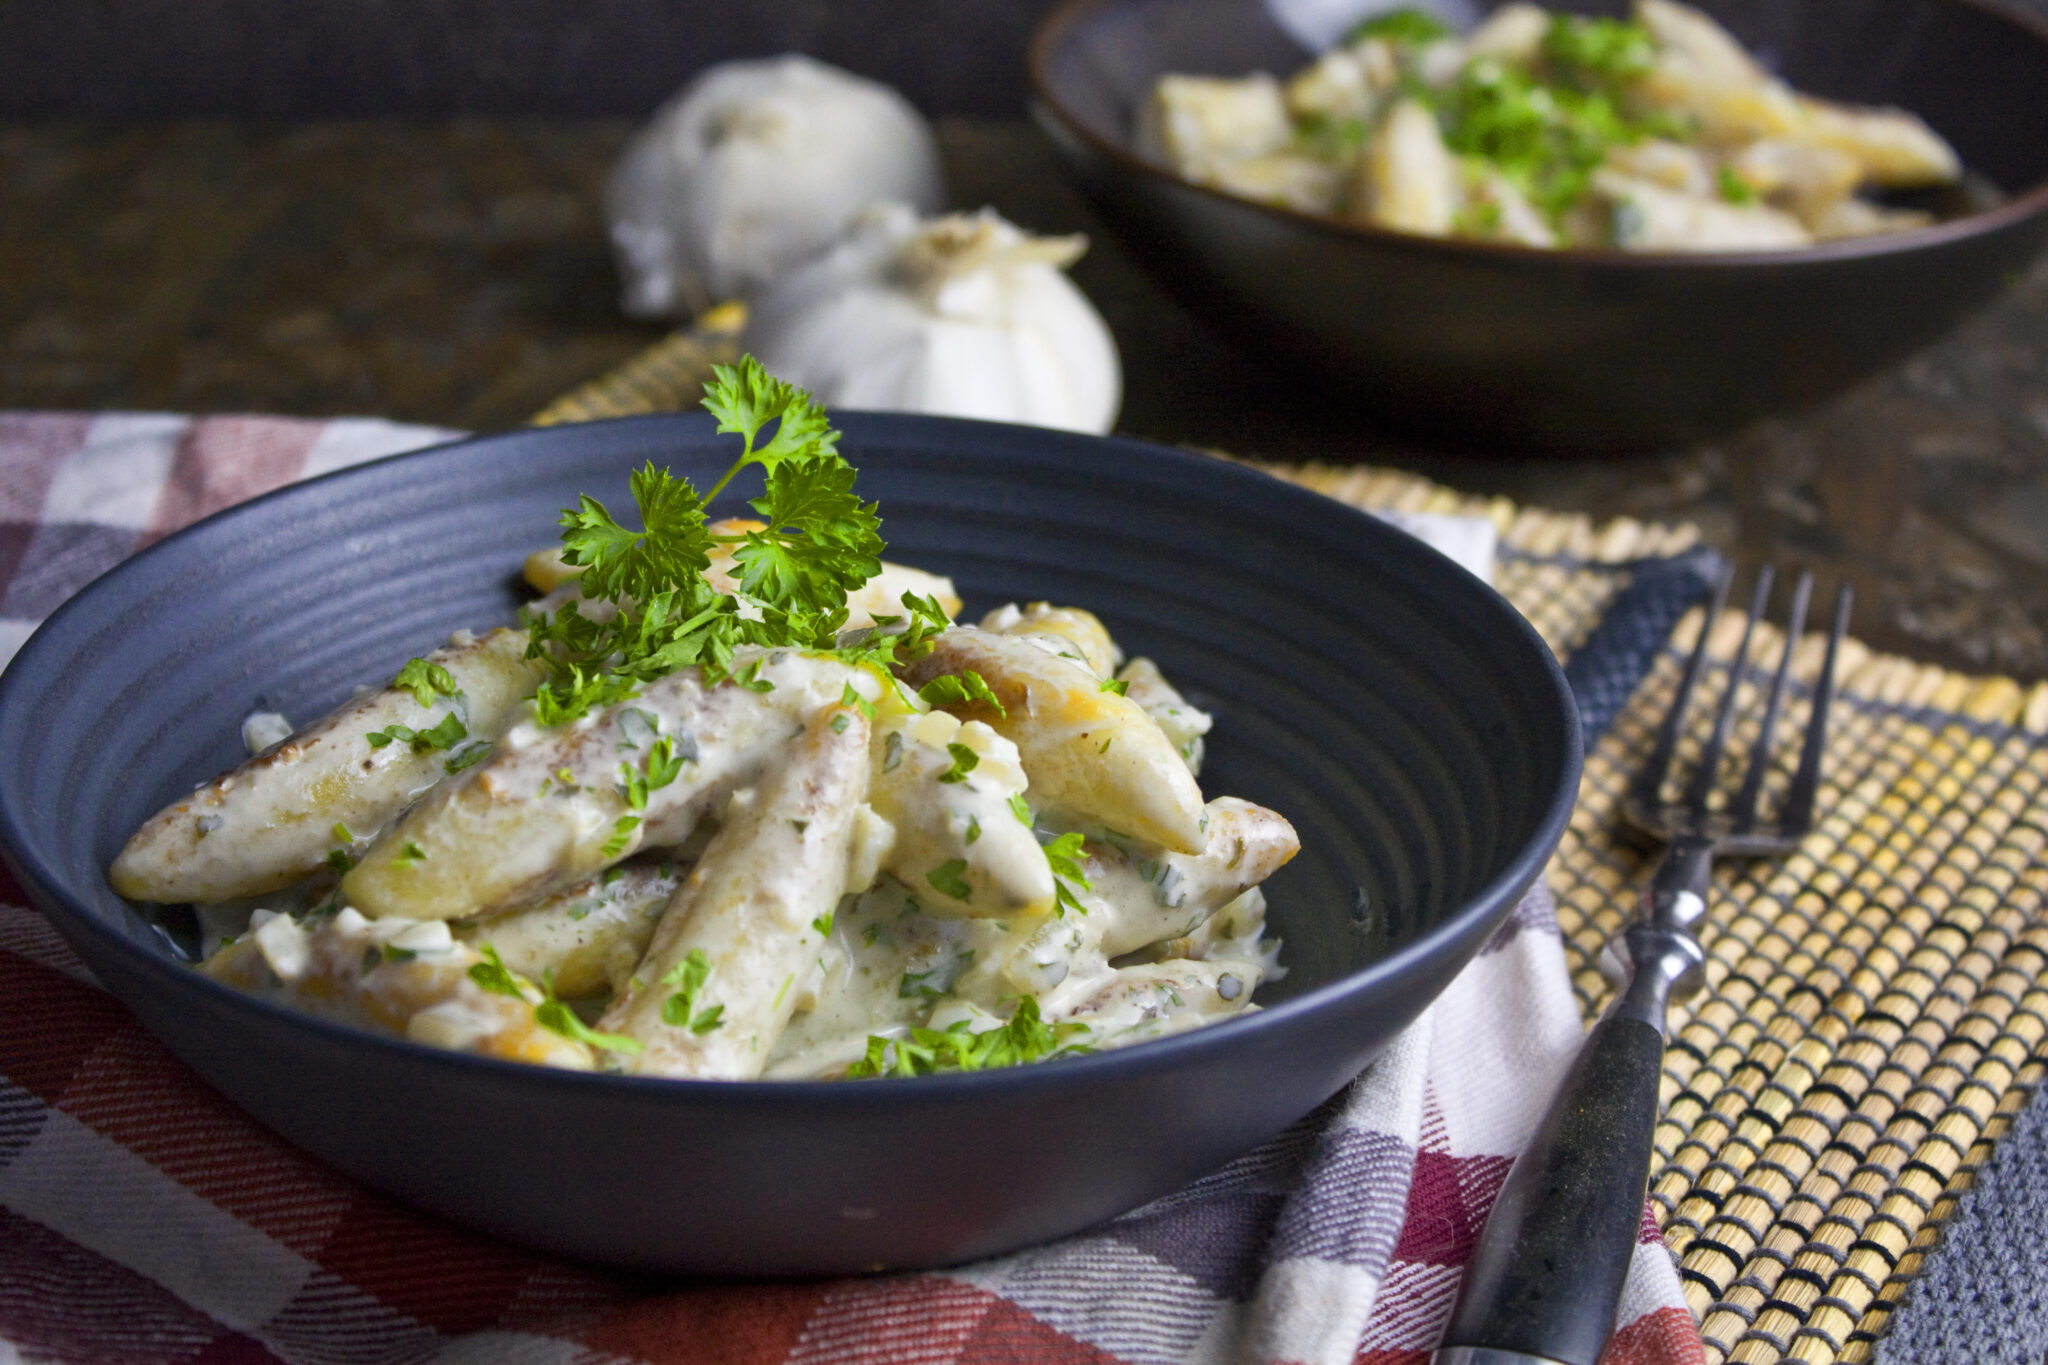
xmin=524 ymin=356 xmax=915 ymax=725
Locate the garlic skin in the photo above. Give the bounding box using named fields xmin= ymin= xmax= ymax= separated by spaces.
xmin=606 ymin=55 xmax=946 ymax=318
xmin=741 ymin=205 xmax=1123 ymax=435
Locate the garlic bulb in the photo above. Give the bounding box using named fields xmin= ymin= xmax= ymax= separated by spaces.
xmin=741 ymin=205 xmax=1122 ymax=435
xmin=606 ymin=55 xmax=945 ymax=318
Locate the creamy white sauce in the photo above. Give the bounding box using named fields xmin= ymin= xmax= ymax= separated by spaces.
xmin=241 ymin=710 xmax=294 ymax=755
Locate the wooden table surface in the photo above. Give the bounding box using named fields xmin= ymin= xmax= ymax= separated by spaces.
xmin=4 ymin=115 xmax=2045 ymax=677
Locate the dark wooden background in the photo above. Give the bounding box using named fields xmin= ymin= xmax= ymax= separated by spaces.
xmin=0 ymin=1 xmax=1063 ymax=119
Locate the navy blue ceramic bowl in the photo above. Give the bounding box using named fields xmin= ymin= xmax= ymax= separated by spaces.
xmin=0 ymin=414 xmax=1579 ymax=1274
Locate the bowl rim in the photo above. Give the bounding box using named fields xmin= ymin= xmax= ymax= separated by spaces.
xmin=0 ymin=410 xmax=1583 ymax=1106
xmin=1027 ymin=0 xmax=2048 ymax=269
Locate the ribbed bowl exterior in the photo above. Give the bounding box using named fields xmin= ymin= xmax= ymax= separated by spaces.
xmin=0 ymin=413 xmax=1579 ymax=1274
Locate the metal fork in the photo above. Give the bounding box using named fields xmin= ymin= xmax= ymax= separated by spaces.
xmin=1432 ymin=566 xmax=1852 ymax=1365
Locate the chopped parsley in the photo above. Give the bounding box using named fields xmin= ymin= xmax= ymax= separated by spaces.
xmin=812 ymin=910 xmax=835 ymax=937
xmin=1540 ymin=14 xmax=1656 ymax=85
xmin=936 ymin=742 xmax=979 ymax=785
xmin=845 ymin=998 xmax=1091 ymax=1078
xmin=1099 ymin=677 xmax=1130 ymax=696
xmin=601 ymin=815 xmax=641 ymax=859
xmin=841 ymin=682 xmax=876 ymax=719
xmin=660 ymin=948 xmax=725 ymax=1034
xmin=535 ymin=997 xmax=644 ymax=1054
xmin=1008 ymin=793 xmax=1032 ymax=826
xmin=391 ymin=657 xmax=459 ymax=709
xmin=443 ymin=741 xmax=492 ymax=774
xmin=1042 ymin=831 xmax=1093 ymax=918
xmin=366 ymin=711 xmax=468 ymax=753
xmin=1423 ymin=16 xmax=1682 ymax=223
xmin=918 ymin=670 xmax=1006 ymax=717
xmin=1717 ymin=165 xmax=1758 ymax=204
xmin=393 ymin=841 xmax=427 ymax=866
xmin=964 ymin=814 xmax=981 ymax=846
xmin=926 ymin=859 xmax=973 ymax=902
xmin=897 ymin=950 xmax=970 ymax=1000
xmin=468 ymin=943 xmax=527 ymax=999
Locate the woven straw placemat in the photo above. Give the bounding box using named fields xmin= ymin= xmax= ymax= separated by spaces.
xmin=535 ymin=333 xmax=2048 ymax=1365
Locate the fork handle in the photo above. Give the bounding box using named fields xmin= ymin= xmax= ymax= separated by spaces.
xmin=1431 ymin=1005 xmax=1666 ymax=1365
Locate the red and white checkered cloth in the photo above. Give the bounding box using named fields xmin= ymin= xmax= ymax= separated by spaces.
xmin=0 ymin=412 xmax=1706 ymax=1365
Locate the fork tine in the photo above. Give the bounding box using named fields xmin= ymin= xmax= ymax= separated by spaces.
xmin=1779 ymin=581 xmax=1852 ymax=833
xmin=1731 ymin=570 xmax=1813 ymax=832
xmin=1682 ymin=566 xmax=1774 ymax=819
xmin=1629 ymin=564 xmax=1735 ymax=816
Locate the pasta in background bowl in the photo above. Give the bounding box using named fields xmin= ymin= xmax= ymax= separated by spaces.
xmin=1144 ymin=1 xmax=1974 ymax=251
xmin=0 ymin=412 xmax=1578 ymax=1273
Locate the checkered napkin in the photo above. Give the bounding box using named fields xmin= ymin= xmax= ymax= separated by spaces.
xmin=0 ymin=413 xmax=1705 ymax=1365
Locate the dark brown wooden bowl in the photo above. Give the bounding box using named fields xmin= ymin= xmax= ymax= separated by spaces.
xmin=1030 ymin=0 xmax=2048 ymax=451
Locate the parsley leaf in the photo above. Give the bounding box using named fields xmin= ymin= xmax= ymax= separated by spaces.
xmin=444 ymin=741 xmax=492 ymax=774
xmin=535 ymin=998 xmax=645 ymax=1054
xmin=1717 ymin=165 xmax=1757 ymax=204
xmin=1042 ymin=831 xmax=1093 ymax=918
xmin=926 ymin=859 xmax=973 ymax=901
xmin=367 ymin=712 xmax=468 ymax=754
xmin=1008 ymin=793 xmax=1033 ymax=826
xmin=919 ymin=669 xmax=1007 ymax=717
xmin=468 ymin=944 xmax=528 ymax=999
xmin=1099 ymin=677 xmax=1130 ymax=696
xmin=531 ymin=971 xmax=643 ymax=1054
xmin=602 ymin=815 xmax=640 ymax=859
xmin=660 ymin=948 xmax=725 ymax=1033
xmin=560 ymin=462 xmax=711 ymax=606
xmin=392 ymin=657 xmax=458 ymax=709
xmin=937 ymin=742 xmax=979 ymax=785
xmin=644 ymin=735 xmax=687 ymax=789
